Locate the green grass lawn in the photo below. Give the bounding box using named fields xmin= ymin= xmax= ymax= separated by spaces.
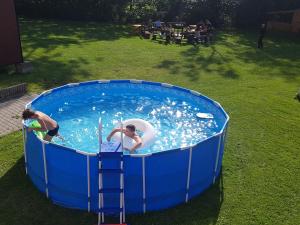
xmin=0 ymin=18 xmax=300 ymax=225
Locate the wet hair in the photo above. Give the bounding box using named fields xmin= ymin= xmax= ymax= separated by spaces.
xmin=22 ymin=109 xmax=36 ymax=120
xmin=126 ymin=124 xmax=136 ymax=132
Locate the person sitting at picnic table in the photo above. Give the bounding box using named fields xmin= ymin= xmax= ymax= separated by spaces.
xmin=165 ymin=24 xmax=172 ymax=44
xmin=154 ymin=20 xmax=162 ymax=29
xmin=200 ymin=24 xmax=208 ymax=43
xmin=194 ymin=25 xmax=201 ymax=44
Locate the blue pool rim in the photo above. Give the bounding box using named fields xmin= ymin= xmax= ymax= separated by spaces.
xmin=22 ymin=79 xmax=230 ymax=214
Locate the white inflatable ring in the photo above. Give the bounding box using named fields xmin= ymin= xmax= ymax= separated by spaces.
xmin=112 ymin=119 xmax=156 ymax=149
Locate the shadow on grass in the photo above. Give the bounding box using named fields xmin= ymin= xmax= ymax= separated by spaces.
xmin=20 ymin=18 xmax=132 ymax=53
xmin=0 ymin=18 xmax=131 ymax=90
xmin=0 ymin=53 xmax=94 ymax=91
xmin=0 ymin=156 xmax=224 ymax=225
xmin=155 ymin=30 xmax=300 ymax=82
xmin=215 ymin=30 xmax=300 ymax=81
xmin=155 ymin=43 xmax=239 ymax=82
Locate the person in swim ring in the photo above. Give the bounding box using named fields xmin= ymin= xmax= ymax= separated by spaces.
xmin=107 ymin=124 xmax=142 ymax=153
xmin=22 ymin=109 xmax=60 ymax=142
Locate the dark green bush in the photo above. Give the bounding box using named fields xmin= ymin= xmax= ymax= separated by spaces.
xmin=15 ymin=0 xmax=300 ymax=26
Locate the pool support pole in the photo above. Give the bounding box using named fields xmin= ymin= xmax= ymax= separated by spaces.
xmin=185 ymin=146 xmax=193 ymax=202
xmin=42 ymin=141 xmax=49 ymax=198
xmin=22 ymin=124 xmax=28 ymax=175
xmin=213 ymin=134 xmax=222 ymax=184
xmin=142 ymin=156 xmax=146 ymax=213
xmin=97 ymin=117 xmax=104 ymax=224
xmin=87 ymin=155 xmax=91 ymax=212
xmin=120 ymin=120 xmax=124 ymax=151
xmin=98 ymin=117 xmax=102 ymax=149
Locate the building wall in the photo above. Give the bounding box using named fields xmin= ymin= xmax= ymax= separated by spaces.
xmin=267 ymin=21 xmax=292 ymax=32
xmin=267 ymin=10 xmax=300 ymax=33
xmin=0 ymin=0 xmax=23 ymax=66
xmin=292 ymin=11 xmax=300 ymax=32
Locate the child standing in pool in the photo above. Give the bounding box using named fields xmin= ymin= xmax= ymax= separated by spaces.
xmin=107 ymin=124 xmax=142 ymax=153
xmin=22 ymin=109 xmax=60 ymax=142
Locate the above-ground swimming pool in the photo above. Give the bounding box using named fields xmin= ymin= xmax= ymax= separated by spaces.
xmin=23 ymin=80 xmax=229 ymax=214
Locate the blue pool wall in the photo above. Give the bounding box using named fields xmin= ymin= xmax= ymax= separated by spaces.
xmin=23 ymin=80 xmax=229 ymax=214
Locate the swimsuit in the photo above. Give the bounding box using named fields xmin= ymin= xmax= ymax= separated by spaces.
xmin=47 ymin=125 xmax=59 ymax=137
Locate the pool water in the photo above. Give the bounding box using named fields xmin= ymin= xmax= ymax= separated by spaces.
xmin=32 ymin=83 xmax=225 ymax=154
xmin=33 ymin=83 xmax=222 ymax=154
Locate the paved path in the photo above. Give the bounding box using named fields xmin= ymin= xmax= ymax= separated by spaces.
xmin=0 ymin=94 xmax=37 ymax=137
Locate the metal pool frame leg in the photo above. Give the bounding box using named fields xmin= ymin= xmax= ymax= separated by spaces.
xmin=22 ymin=124 xmax=28 ymax=175
xmin=185 ymin=147 xmax=193 ymax=202
xmin=42 ymin=142 xmax=49 ymax=198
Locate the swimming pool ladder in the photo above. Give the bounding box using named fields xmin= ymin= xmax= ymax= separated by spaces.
xmin=97 ymin=118 xmax=126 ymax=225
